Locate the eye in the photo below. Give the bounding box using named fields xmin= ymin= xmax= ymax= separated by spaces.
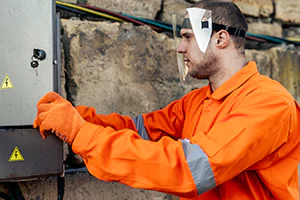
xmin=180 ymin=32 xmax=194 ymax=41
xmin=185 ymin=35 xmax=191 ymax=39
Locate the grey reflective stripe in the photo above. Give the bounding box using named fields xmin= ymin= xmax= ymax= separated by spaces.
xmin=180 ymin=139 xmax=216 ymax=195
xmin=132 ymin=114 xmax=150 ymax=140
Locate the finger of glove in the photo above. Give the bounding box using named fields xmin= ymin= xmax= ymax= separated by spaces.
xmin=36 ymin=110 xmax=52 ymax=129
xmin=36 ymin=111 xmax=53 ymax=138
xmin=40 ymin=119 xmax=69 ymax=143
xmin=34 ymin=103 xmax=53 ymax=128
xmin=39 ymin=118 xmax=56 ymax=139
xmin=43 ymin=130 xmax=52 ymax=139
xmin=40 ymin=128 xmax=53 ymax=139
xmin=37 ymin=91 xmax=62 ymax=106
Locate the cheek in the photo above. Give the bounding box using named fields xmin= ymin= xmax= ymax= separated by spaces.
xmin=191 ymin=50 xmax=204 ymax=63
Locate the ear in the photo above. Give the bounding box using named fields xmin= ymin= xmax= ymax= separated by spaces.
xmin=214 ymin=30 xmax=230 ymax=49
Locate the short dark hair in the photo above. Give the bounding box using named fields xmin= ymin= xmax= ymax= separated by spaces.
xmin=192 ymin=0 xmax=248 ymax=53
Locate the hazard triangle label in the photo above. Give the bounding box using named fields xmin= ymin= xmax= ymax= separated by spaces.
xmin=1 ymin=74 xmax=14 ymax=90
xmin=8 ymin=146 xmax=24 ymax=162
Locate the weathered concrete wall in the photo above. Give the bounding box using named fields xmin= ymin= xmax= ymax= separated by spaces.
xmin=246 ymin=47 xmax=300 ymax=102
xmin=61 ymin=20 xmax=203 ymax=115
xmin=3 ymin=0 xmax=300 ymax=199
xmin=18 ymin=174 xmax=168 ymax=200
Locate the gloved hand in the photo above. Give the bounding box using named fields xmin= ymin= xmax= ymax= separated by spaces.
xmin=33 ymin=92 xmax=85 ymax=145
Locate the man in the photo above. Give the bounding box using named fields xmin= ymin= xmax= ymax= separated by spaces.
xmin=34 ymin=1 xmax=300 ymax=199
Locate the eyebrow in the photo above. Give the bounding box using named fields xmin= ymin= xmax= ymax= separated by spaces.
xmin=181 ymin=31 xmax=193 ymax=37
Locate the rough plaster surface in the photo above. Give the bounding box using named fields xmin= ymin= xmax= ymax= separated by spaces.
xmin=162 ymin=0 xmax=191 ymax=24
xmin=246 ymin=47 xmax=300 ymax=103
xmin=283 ymin=27 xmax=300 ymax=38
xmin=19 ymin=173 xmax=168 ymax=200
xmin=246 ymin=49 xmax=272 ymax=77
xmin=248 ymin=21 xmax=282 ymax=37
xmin=232 ymin=0 xmax=273 ymax=17
xmin=61 ymin=19 xmax=203 ymax=116
xmin=275 ymin=0 xmax=300 ymax=24
xmin=78 ymin=0 xmax=161 ymax=19
xmin=269 ymin=47 xmax=300 ymax=102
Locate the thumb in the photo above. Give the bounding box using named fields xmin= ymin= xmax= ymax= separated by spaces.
xmin=33 ymin=118 xmax=39 ymax=128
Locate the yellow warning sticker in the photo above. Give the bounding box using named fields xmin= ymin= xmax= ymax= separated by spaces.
xmin=8 ymin=146 xmax=24 ymax=162
xmin=0 ymin=74 xmax=14 ymax=90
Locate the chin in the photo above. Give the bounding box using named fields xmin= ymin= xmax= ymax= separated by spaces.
xmin=189 ymin=72 xmax=208 ymax=80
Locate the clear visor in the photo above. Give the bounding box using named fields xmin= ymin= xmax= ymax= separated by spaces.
xmin=172 ymin=14 xmax=188 ymax=83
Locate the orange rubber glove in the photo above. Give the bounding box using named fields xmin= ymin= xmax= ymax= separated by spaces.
xmin=33 ymin=92 xmax=85 ymax=145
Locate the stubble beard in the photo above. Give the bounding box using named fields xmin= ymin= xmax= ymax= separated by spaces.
xmin=188 ymin=48 xmax=219 ymax=80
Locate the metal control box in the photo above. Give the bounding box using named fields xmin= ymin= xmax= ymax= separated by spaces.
xmin=0 ymin=0 xmax=63 ymax=180
xmin=0 ymin=0 xmax=60 ymax=126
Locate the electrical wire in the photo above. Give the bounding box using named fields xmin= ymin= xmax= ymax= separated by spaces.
xmin=56 ymin=1 xmax=125 ymax=22
xmin=245 ymin=35 xmax=268 ymax=42
xmin=246 ymin=33 xmax=283 ymax=44
xmin=286 ymin=37 xmax=300 ymax=43
xmin=122 ymin=13 xmax=173 ymax=31
xmin=57 ymin=176 xmax=65 ymax=200
xmin=247 ymin=33 xmax=300 ymax=45
xmin=77 ymin=4 xmax=164 ymax=32
xmin=56 ymin=4 xmax=90 ymax=18
xmin=55 ymin=2 xmax=300 ymax=46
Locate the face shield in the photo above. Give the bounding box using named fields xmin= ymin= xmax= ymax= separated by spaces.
xmin=172 ymin=8 xmax=246 ymax=83
xmin=172 ymin=8 xmax=213 ymax=83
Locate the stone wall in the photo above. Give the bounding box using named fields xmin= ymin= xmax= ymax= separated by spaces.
xmin=2 ymin=0 xmax=300 ymax=199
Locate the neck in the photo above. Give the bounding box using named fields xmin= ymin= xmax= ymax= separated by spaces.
xmin=209 ymin=54 xmax=246 ymax=91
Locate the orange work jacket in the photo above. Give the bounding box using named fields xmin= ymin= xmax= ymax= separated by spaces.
xmin=73 ymin=61 xmax=300 ymax=199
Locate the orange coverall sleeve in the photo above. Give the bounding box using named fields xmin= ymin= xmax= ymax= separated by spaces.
xmin=75 ymin=93 xmax=189 ymax=141
xmin=72 ymin=123 xmax=197 ymax=198
xmin=75 ymin=106 xmax=137 ymax=131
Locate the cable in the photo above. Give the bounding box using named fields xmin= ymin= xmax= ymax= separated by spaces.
xmin=77 ymin=4 xmax=164 ymax=32
xmin=285 ymin=37 xmax=300 ymax=43
xmin=65 ymin=166 xmax=89 ymax=174
xmin=55 ymin=2 xmax=300 ymax=46
xmin=56 ymin=4 xmax=90 ymax=18
xmin=122 ymin=13 xmax=173 ymax=31
xmin=245 ymin=35 xmax=268 ymax=42
xmin=56 ymin=1 xmax=125 ymax=22
xmin=247 ymin=33 xmax=300 ymax=45
xmin=57 ymin=176 xmax=65 ymax=200
xmin=246 ymin=33 xmax=283 ymax=44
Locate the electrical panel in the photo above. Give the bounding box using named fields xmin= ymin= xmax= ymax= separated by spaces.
xmin=0 ymin=0 xmax=63 ymax=180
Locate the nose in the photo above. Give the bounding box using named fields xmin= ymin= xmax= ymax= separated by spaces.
xmin=176 ymin=40 xmax=186 ymax=54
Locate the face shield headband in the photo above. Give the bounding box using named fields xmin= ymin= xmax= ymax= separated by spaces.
xmin=184 ymin=8 xmax=246 ymax=53
xmin=182 ymin=18 xmax=247 ymax=39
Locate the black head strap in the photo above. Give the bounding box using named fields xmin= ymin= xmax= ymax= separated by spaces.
xmin=212 ymin=23 xmax=246 ymax=38
xmin=181 ymin=18 xmax=246 ymax=38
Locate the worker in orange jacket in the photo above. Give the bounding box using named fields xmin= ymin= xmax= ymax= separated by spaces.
xmin=33 ymin=1 xmax=300 ymax=199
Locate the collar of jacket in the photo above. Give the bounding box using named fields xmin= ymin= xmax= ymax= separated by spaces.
xmin=206 ymin=61 xmax=259 ymax=100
